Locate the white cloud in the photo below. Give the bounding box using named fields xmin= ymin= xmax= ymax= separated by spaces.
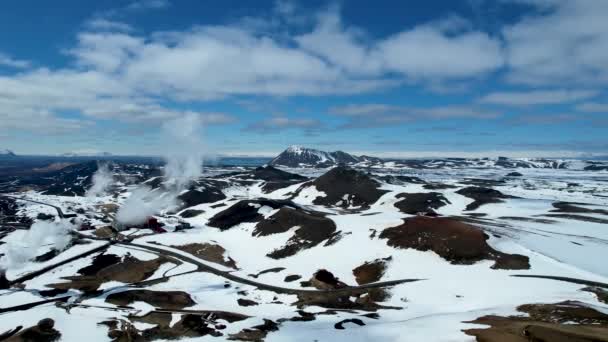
xmin=377 ymin=25 xmax=503 ymax=79
xmin=503 ymin=0 xmax=608 ymax=85
xmin=296 ymin=7 xmax=504 ymax=81
xmin=478 ymin=89 xmax=599 ymax=106
xmin=0 ymin=66 xmax=235 ymax=133
xmin=0 ymin=4 xmax=509 ymax=134
xmin=0 ymin=53 xmax=31 ymax=69
xmin=2 ymin=1 xmax=606 ymax=141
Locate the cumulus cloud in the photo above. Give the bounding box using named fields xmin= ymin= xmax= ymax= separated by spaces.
xmin=296 ymin=7 xmax=503 ymax=80
xmin=478 ymin=89 xmax=599 ymax=106
xmin=503 ymin=0 xmax=608 ymax=85
xmin=1 ymin=1 xmax=606 ymax=143
xmin=0 ymin=4 xmax=508 ymax=128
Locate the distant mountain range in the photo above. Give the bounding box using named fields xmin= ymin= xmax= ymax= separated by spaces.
xmin=62 ymin=151 xmax=113 ymax=157
xmin=0 ymin=149 xmax=17 ymax=159
xmin=268 ymin=146 xmax=608 ymax=171
xmin=268 ymin=146 xmax=381 ymax=167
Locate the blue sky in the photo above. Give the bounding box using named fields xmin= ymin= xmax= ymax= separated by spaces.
xmin=0 ymin=0 xmax=606 ymax=157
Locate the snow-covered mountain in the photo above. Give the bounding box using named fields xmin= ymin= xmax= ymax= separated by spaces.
xmin=268 ymin=146 xmax=380 ymax=167
xmin=268 ymin=146 xmax=608 ymax=171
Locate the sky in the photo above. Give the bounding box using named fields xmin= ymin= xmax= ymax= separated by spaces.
xmin=0 ymin=0 xmax=607 ymax=158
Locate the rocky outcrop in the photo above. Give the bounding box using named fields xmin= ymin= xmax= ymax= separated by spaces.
xmin=394 ymin=192 xmax=450 ymax=215
xmin=106 ymin=290 xmax=196 ymax=310
xmin=456 ymin=186 xmax=512 ymax=211
xmin=207 ymin=199 xmax=297 ymax=230
xmin=464 ymin=301 xmax=608 ymax=342
xmin=178 ymin=187 xmax=226 ymax=209
xmin=255 ymin=207 xmax=338 ymax=259
xmin=353 ymin=257 xmax=391 ymax=285
xmin=380 ymin=216 xmax=529 ymax=269
xmin=306 ymin=166 xmax=388 ymax=209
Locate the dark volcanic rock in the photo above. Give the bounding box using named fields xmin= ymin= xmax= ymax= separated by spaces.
xmin=309 ymin=166 xmax=388 ymax=209
xmin=2 ymin=318 xmax=61 ymax=341
xmin=284 ymin=275 xmax=302 ymax=282
xmin=179 ymin=209 xmax=205 ymax=218
xmin=310 ymin=269 xmax=347 ymax=290
xmin=171 ymin=243 xmax=237 ymax=269
xmin=106 ymin=290 xmax=195 ymax=310
xmin=334 ymin=318 xmax=365 ymax=330
xmin=394 ymin=192 xmax=450 ymax=215
xmin=464 ymin=301 xmax=608 ymax=342
xmin=248 ymin=267 xmax=286 ymax=279
xmin=250 ymin=166 xmax=306 ymax=182
xmin=252 ymin=166 xmax=307 ymax=193
xmin=237 ymin=298 xmax=259 ymax=307
xmin=228 ymin=319 xmax=279 ymax=341
xmin=220 ymin=165 xmax=308 ymax=193
xmin=103 ymin=309 xmax=248 ymax=341
xmin=331 ymin=151 xmax=360 ymax=164
xmin=0 ymin=196 xmax=31 ymax=225
xmin=254 ymin=207 xmax=337 ymax=259
xmin=352 ymin=257 xmax=391 ymax=285
xmin=423 ymin=182 xmax=458 ymax=190
xmin=0 ymin=270 xmax=9 ymax=289
xmin=36 ymin=213 xmax=55 ymax=221
xmin=585 ymin=164 xmax=608 ymax=171
xmin=207 ymin=199 xmax=297 ymax=230
xmin=178 ymin=188 xmax=226 ymax=209
xmin=379 ymin=216 xmax=529 ymax=269
xmin=41 ymin=161 xmax=99 ymax=196
xmin=51 ymin=255 xmax=168 ymax=293
xmin=456 ymin=186 xmax=512 ymax=211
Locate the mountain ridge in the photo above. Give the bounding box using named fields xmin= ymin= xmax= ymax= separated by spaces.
xmin=268 ymin=146 xmax=608 ymax=170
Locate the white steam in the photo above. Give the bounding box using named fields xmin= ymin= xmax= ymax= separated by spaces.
xmin=0 ymin=220 xmax=74 ymax=270
xmin=86 ymin=162 xmax=114 ymax=197
xmin=161 ymin=113 xmax=204 ymax=191
xmin=115 ymin=113 xmax=204 ymax=226
xmin=114 ymin=186 xmax=176 ymax=225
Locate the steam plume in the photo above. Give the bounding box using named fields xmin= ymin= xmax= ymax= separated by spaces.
xmin=115 ymin=113 xmax=204 ymax=226
xmin=0 ymin=220 xmax=74 ymax=270
xmin=86 ymin=162 xmax=114 ymax=197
